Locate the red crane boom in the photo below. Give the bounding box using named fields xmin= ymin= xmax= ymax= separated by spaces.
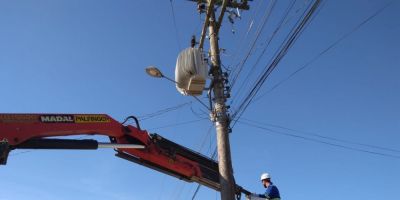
xmin=0 ymin=113 xmax=249 ymax=197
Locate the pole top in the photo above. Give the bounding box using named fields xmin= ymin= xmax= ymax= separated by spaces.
xmin=187 ymin=0 xmax=250 ymax=10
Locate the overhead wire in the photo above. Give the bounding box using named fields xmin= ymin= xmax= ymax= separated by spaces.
xmin=193 ymin=96 xmax=212 ymax=111
xmin=227 ymin=0 xmax=264 ymax=67
xmin=191 ymin=146 xmax=218 ymax=200
xmin=232 ymin=1 xmax=317 ymax=119
xmin=232 ymin=0 xmax=322 ymax=127
xmin=169 ymin=0 xmax=182 ymax=50
xmin=254 ymin=0 xmax=394 ymax=101
xmin=197 ymin=125 xmax=215 ymax=152
xmin=156 ymin=176 xmax=168 ymax=200
xmin=238 ymin=120 xmax=400 ymax=159
xmin=282 ymin=0 xmax=312 ymax=26
xmin=241 ymin=118 xmax=400 ymax=153
xmin=229 ymin=0 xmax=277 ymax=89
xmin=193 ymin=2 xmax=321 ymax=198
xmin=9 ymin=150 xmax=33 ymax=157
xmin=137 ymin=102 xmax=192 ymax=121
xmin=191 ymin=123 xmax=218 ymax=200
xmin=231 ymin=0 xmax=297 ymax=105
xmin=190 ymin=104 xmax=209 ymax=119
xmin=147 ymin=118 xmax=207 ymax=131
xmin=190 ymin=118 xmax=218 ymax=200
xmin=178 ymin=125 xmax=215 ymax=200
xmin=232 ymin=0 xmax=321 ymax=120
xmin=191 ymin=0 xmax=396 ymax=198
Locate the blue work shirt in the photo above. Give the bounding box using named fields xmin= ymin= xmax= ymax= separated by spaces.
xmin=258 ymin=182 xmax=280 ymax=199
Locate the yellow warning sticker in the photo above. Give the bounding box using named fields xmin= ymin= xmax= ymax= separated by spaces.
xmin=74 ymin=115 xmax=111 ymax=123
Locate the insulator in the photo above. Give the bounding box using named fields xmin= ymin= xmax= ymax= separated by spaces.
xmin=191 ymin=35 xmax=196 ymax=47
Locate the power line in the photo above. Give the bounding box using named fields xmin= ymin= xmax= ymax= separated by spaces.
xmin=9 ymin=150 xmax=33 ymax=157
xmin=241 ymin=118 xmax=400 ymax=153
xmin=229 ymin=0 xmax=277 ymax=88
xmin=190 ymin=104 xmax=209 ymax=119
xmin=227 ymin=0 xmax=264 ymax=67
xmin=169 ymin=0 xmax=182 ymax=50
xmin=232 ymin=0 xmax=319 ymax=120
xmin=231 ymin=0 xmax=297 ymax=105
xmin=197 ymin=125 xmax=215 ymax=153
xmin=191 ymin=146 xmax=218 ymax=200
xmin=193 ymin=96 xmax=211 ymax=111
xmin=168 ymin=124 xmax=211 ymax=200
xmin=254 ymin=0 xmax=394 ymax=101
xmin=185 ymin=125 xmax=214 ymax=200
xmin=161 ymin=125 xmax=214 ymax=199
xmin=232 ymin=0 xmax=322 ymax=126
xmin=147 ymin=118 xmax=206 ymax=131
xmin=238 ymin=120 xmax=400 ymax=159
xmin=138 ymin=102 xmax=192 ymax=121
xmin=190 ymin=126 xmax=217 ymax=200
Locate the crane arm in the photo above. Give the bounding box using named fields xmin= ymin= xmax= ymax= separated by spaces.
xmin=0 ymin=113 xmax=249 ymax=196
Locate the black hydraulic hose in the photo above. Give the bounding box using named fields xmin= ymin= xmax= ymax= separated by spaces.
xmin=122 ymin=116 xmax=141 ymax=130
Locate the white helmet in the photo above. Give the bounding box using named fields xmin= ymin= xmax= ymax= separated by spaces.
xmin=260 ymin=173 xmax=271 ymax=181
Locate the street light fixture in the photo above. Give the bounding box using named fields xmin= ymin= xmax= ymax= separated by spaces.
xmin=145 ymin=66 xmax=163 ymax=78
xmin=144 ymin=66 xmax=210 ymax=110
xmin=145 ymin=66 xmax=177 ymax=84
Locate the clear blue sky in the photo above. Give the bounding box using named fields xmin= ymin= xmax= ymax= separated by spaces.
xmin=0 ymin=0 xmax=399 ymax=199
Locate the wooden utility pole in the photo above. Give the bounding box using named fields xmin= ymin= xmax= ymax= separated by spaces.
xmin=187 ymin=1 xmax=250 ymax=199
xmin=208 ymin=4 xmax=236 ymax=200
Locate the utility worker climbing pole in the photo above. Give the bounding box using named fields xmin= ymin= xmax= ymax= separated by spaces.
xmin=246 ymin=173 xmax=281 ymax=200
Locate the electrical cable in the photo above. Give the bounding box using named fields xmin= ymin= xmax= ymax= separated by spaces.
xmin=227 ymin=0 xmax=264 ymax=67
xmin=177 ymin=124 xmax=214 ymax=200
xmin=191 ymin=145 xmax=218 ymax=200
xmin=232 ymin=0 xmax=318 ymax=118
xmin=138 ymin=102 xmax=192 ymax=121
xmin=241 ymin=118 xmax=400 ymax=153
xmin=197 ymin=125 xmax=215 ymax=152
xmin=238 ymin=120 xmax=400 ymax=159
xmin=147 ymin=118 xmax=207 ymax=131
xmin=193 ymin=96 xmax=211 ymax=111
xmin=254 ymin=0 xmax=395 ymax=101
xmin=190 ymin=104 xmax=209 ymax=119
xmin=169 ymin=0 xmax=182 ymax=50
xmin=168 ymin=124 xmax=210 ymax=200
xmin=229 ymin=0 xmax=277 ymax=88
xmin=9 ymin=150 xmax=33 ymax=157
xmin=231 ymin=0 xmax=297 ymax=105
xmin=121 ymin=116 xmax=141 ymax=130
xmin=232 ymin=0 xmax=322 ymax=127
xmin=232 ymin=0 xmax=321 ymax=120
xmin=282 ymin=0 xmax=311 ymax=26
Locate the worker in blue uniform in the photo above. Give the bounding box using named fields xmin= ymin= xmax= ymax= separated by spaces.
xmin=247 ymin=173 xmax=281 ymax=200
